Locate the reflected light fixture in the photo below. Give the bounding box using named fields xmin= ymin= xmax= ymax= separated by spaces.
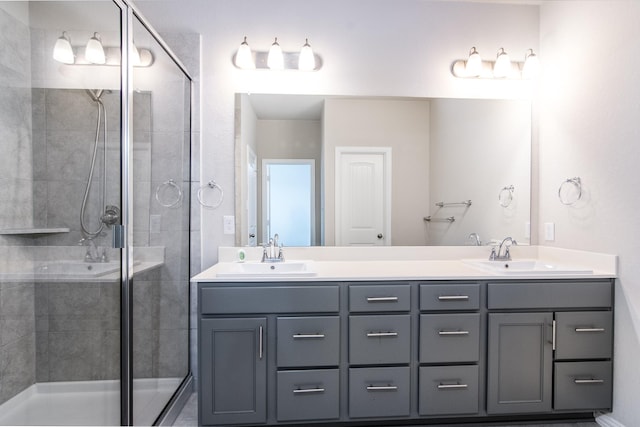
xmin=298 ymin=38 xmax=316 ymax=71
xmin=53 ymin=31 xmax=74 ymax=64
xmin=235 ymin=36 xmax=255 ymax=69
xmin=85 ymin=32 xmax=106 ymax=64
xmin=465 ymin=46 xmax=482 ymax=77
xmin=493 ymin=47 xmax=511 ymax=78
xmin=522 ymin=48 xmax=540 ymax=79
xmin=131 ymin=42 xmax=141 ymax=67
xmin=267 ymin=37 xmax=284 ymax=70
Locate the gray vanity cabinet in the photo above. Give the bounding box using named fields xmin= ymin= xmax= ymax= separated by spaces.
xmin=199 ymin=317 xmax=267 ymax=425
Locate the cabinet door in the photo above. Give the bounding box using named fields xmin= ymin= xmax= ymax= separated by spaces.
xmin=487 ymin=312 xmax=553 ymax=414
xmin=200 ymin=318 xmax=267 ymax=425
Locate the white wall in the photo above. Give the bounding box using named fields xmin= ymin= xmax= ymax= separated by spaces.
xmin=135 ymin=0 xmax=539 ymax=266
xmin=538 ymin=2 xmax=640 ymax=425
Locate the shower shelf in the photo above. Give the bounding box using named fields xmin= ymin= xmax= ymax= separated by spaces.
xmin=0 ymin=227 xmax=70 ymax=236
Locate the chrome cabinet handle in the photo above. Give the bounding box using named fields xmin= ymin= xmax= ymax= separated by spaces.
xmin=293 ymin=388 xmax=325 ymax=394
xmin=575 ymin=327 xmax=605 ymax=333
xmin=574 ymin=379 xmax=605 ymax=384
xmin=367 ymin=296 xmax=399 ymax=302
xmin=259 ymin=325 xmax=263 ymax=360
xmin=293 ymin=333 xmax=325 ymax=339
xmin=367 ymin=332 xmax=398 ymax=338
xmin=437 ymin=383 xmax=468 ymax=390
xmin=552 ymin=320 xmax=557 ymax=351
xmin=438 ymin=330 xmax=470 ymax=336
xmin=438 ymin=295 xmax=469 ymax=301
xmin=367 ymin=385 xmax=398 ymax=391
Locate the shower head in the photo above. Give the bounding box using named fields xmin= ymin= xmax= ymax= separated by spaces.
xmin=86 ymin=89 xmax=104 ymax=102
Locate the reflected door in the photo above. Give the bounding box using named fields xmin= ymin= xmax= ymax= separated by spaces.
xmin=335 ymin=148 xmax=391 ymax=246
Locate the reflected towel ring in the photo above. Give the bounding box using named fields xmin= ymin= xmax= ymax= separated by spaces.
xmin=197 ymin=180 xmax=224 ymax=209
xmin=498 ymin=185 xmax=514 ymax=207
xmin=155 ymin=179 xmax=183 ymax=208
xmin=558 ymin=177 xmax=582 ymax=205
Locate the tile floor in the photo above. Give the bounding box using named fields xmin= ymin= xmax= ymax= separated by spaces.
xmin=172 ymin=393 xmax=599 ymax=427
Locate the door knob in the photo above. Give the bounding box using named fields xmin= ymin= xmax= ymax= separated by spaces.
xmin=249 ymin=233 xmax=256 ymax=238
xmin=377 ymin=234 xmax=383 ymax=239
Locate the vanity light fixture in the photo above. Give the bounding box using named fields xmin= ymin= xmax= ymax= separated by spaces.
xmin=493 ymin=47 xmax=511 ymax=78
xmin=452 ymin=46 xmax=539 ymax=80
xmin=53 ymin=31 xmax=74 ymax=64
xmin=298 ymin=38 xmax=316 ymax=71
xmin=235 ymin=36 xmax=255 ymax=69
xmin=85 ymin=32 xmax=106 ymax=64
xmin=232 ymin=36 xmax=322 ymax=71
xmin=267 ymin=37 xmax=284 ymax=70
xmin=522 ymin=48 xmax=540 ymax=79
xmin=465 ymin=47 xmax=482 ymax=77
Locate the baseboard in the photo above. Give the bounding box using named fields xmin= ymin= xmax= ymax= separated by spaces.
xmin=596 ymin=413 xmax=626 ymax=427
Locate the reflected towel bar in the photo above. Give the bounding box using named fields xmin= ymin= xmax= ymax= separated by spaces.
xmin=435 ymin=200 xmax=472 ymax=207
xmin=424 ymin=216 xmax=456 ymax=222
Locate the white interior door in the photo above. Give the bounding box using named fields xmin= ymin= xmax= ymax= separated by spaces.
xmin=335 ymin=147 xmax=391 ymax=246
xmin=247 ymin=147 xmax=258 ymax=246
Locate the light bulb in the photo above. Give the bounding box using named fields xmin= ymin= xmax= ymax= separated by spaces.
xmin=298 ymin=38 xmax=315 ymax=71
xmin=493 ymin=47 xmax=511 ymax=78
xmin=267 ymin=37 xmax=284 ymax=70
xmin=465 ymin=47 xmax=482 ymax=77
xmin=234 ymin=36 xmax=254 ymax=69
xmin=522 ymin=49 xmax=540 ymax=79
xmin=85 ymin=32 xmax=106 ymax=64
xmin=53 ymin=32 xmax=74 ymax=64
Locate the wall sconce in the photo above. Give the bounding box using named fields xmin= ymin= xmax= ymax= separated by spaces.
xmin=52 ymin=31 xmax=154 ymax=67
xmin=452 ymin=47 xmax=540 ymax=79
xmin=232 ymin=36 xmax=322 ymax=71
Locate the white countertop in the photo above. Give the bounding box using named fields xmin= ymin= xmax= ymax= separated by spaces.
xmin=191 ymin=246 xmax=617 ymax=283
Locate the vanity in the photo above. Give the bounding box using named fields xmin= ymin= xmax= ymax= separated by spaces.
xmin=192 ymin=246 xmax=616 ymax=426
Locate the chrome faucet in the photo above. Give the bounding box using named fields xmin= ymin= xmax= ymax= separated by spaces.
xmin=468 ymin=233 xmax=481 ymax=246
xmin=489 ymin=237 xmax=517 ymax=261
xmin=262 ymin=233 xmax=284 ymax=262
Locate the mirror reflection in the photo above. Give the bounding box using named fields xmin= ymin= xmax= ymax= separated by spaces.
xmin=235 ymin=94 xmax=531 ymax=247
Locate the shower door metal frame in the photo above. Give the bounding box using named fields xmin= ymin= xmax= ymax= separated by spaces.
xmin=115 ymin=0 xmax=194 ymax=425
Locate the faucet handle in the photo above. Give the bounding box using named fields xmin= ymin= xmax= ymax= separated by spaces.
xmin=489 ymin=246 xmax=497 ymax=261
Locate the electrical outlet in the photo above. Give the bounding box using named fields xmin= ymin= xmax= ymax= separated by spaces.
xmin=223 ymin=215 xmax=235 ymax=234
xmin=544 ymin=222 xmax=555 ymax=241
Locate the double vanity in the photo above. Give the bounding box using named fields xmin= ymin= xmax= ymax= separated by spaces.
xmin=192 ymin=245 xmax=617 ymax=426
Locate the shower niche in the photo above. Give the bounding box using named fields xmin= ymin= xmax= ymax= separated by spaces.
xmin=0 ymin=1 xmax=194 ymax=426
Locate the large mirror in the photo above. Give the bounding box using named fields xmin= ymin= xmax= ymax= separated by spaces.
xmin=235 ymin=94 xmax=531 ymax=247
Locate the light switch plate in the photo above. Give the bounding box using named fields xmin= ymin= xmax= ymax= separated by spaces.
xmin=223 ymin=215 xmax=235 ymax=234
xmin=544 ymin=222 xmax=555 ymax=241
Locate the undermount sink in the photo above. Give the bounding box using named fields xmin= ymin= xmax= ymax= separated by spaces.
xmin=464 ymin=259 xmax=593 ymax=275
xmin=216 ymin=261 xmax=317 ymax=278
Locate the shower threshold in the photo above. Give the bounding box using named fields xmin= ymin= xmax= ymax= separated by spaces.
xmin=0 ymin=377 xmax=182 ymax=426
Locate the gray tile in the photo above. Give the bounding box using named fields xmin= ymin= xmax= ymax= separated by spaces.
xmin=47 ymin=330 xmax=103 ymax=381
xmin=172 ymin=392 xmax=198 ymax=427
xmin=0 ymin=334 xmax=36 ymax=405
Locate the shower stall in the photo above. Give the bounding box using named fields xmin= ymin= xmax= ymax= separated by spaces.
xmin=0 ymin=1 xmax=193 ymax=425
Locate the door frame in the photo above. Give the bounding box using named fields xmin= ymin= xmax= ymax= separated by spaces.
xmin=334 ymin=146 xmax=392 ymax=246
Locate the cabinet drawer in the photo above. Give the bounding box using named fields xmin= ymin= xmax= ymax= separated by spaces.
xmin=200 ymin=285 xmax=339 ymax=314
xmin=349 ymin=284 xmax=411 ymax=312
xmin=419 ymin=365 xmax=479 ymax=416
xmin=487 ymin=281 xmax=612 ymax=309
xmin=420 ymin=284 xmax=480 ymax=311
xmin=348 ymin=367 xmax=410 ymax=418
xmin=554 ymin=361 xmax=612 ymax=410
xmin=419 ymin=313 xmax=480 ymax=363
xmin=349 ymin=315 xmax=410 ymax=365
xmin=277 ymin=317 xmax=340 ymax=367
xmin=555 ymin=311 xmax=613 ymax=360
xmin=277 ymin=369 xmax=340 ymax=422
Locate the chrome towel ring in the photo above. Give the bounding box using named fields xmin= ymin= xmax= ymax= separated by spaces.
xmin=498 ymin=185 xmax=514 ymax=207
xmin=197 ymin=180 xmax=224 ymax=209
xmin=155 ymin=179 xmax=183 ymax=208
xmin=558 ymin=177 xmax=582 ymax=205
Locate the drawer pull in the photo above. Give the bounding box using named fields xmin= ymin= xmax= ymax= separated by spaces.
xmin=366 ymin=385 xmax=398 ymax=392
xmin=575 ymin=327 xmax=605 ymax=333
xmin=437 ymin=383 xmax=468 ymax=390
xmin=293 ymin=387 xmax=325 ymax=394
xmin=438 ymin=295 xmax=469 ymax=301
xmin=438 ymin=330 xmax=470 ymax=336
xmin=367 ymin=296 xmax=399 ymax=302
xmin=574 ymin=379 xmax=605 ymax=384
xmin=293 ymin=333 xmax=325 ymax=339
xmin=259 ymin=325 xmax=264 ymax=360
xmin=367 ymin=332 xmax=398 ymax=338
